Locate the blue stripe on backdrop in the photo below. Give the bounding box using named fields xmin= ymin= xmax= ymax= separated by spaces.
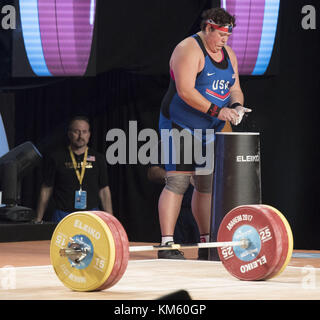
xmin=19 ymin=0 xmax=52 ymax=76
xmin=252 ymin=0 xmax=280 ymax=75
xmin=0 ymin=113 xmax=9 ymax=157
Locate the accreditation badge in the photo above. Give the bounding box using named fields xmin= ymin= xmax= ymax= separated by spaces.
xmin=74 ymin=190 xmax=87 ymax=209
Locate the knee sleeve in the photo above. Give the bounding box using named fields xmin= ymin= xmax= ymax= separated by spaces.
xmin=193 ymin=173 xmax=213 ymax=194
xmin=165 ymin=174 xmax=191 ymax=195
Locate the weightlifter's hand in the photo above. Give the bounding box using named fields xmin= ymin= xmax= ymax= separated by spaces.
xmin=217 ymin=107 xmax=241 ymax=125
xmin=234 ymin=106 xmax=252 ymax=126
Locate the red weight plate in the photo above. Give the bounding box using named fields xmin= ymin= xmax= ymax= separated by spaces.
xmin=217 ymin=205 xmax=283 ymax=281
xmin=90 ymin=211 xmax=123 ymax=290
xmin=91 ymin=212 xmax=129 ymax=290
xmin=100 ymin=213 xmax=129 ymax=289
xmin=249 ymin=205 xmax=287 ymax=280
xmin=256 ymin=205 xmax=293 ymax=280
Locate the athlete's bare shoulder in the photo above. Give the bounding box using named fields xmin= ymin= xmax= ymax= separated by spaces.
xmin=170 ymin=34 xmax=203 ymax=67
xmin=173 ymin=34 xmax=202 ymax=55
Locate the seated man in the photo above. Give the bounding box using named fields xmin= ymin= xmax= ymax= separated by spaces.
xmin=34 ymin=116 xmax=113 ymax=223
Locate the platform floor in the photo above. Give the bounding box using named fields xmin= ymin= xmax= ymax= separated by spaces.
xmin=0 ymin=241 xmax=319 ymax=300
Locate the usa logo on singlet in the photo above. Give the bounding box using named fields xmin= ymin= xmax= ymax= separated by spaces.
xmin=205 ymin=79 xmax=231 ymax=101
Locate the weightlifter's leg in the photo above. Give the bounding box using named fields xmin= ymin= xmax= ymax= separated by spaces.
xmin=158 ymin=188 xmax=183 ymax=241
xmin=158 ymin=172 xmax=191 ymax=259
xmin=191 ymin=190 xmax=211 ymax=237
xmin=191 ymin=173 xmax=214 ymax=260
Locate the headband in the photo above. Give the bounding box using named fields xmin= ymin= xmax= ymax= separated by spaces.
xmin=206 ymin=19 xmax=233 ymax=34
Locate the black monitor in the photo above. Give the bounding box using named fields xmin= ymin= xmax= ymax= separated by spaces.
xmin=0 ymin=141 xmax=42 ymax=221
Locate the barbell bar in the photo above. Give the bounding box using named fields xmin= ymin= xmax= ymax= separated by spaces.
xmin=59 ymin=239 xmax=249 ymax=259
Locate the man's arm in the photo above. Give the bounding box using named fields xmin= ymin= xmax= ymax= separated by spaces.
xmin=35 ymin=184 xmax=53 ymax=222
xmin=99 ymin=186 xmax=113 ymax=214
xmin=147 ymin=166 xmax=166 ymax=184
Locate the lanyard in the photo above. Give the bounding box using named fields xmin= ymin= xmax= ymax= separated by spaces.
xmin=68 ymin=146 xmax=88 ymax=191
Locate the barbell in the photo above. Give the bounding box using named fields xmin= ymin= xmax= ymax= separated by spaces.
xmin=50 ymin=204 xmax=294 ymax=292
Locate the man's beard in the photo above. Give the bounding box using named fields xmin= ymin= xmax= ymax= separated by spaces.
xmin=72 ymin=139 xmax=86 ymax=149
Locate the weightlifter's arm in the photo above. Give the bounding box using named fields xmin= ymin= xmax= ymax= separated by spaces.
xmin=225 ymin=45 xmax=244 ymax=107
xmin=172 ymin=39 xmax=239 ymax=124
xmin=35 ymin=184 xmax=53 ymax=223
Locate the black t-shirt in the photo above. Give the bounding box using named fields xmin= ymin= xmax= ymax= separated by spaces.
xmin=43 ymin=147 xmax=109 ymax=212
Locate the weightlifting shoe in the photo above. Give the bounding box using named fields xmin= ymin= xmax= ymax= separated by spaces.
xmin=157 ymin=242 xmax=186 ymax=260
